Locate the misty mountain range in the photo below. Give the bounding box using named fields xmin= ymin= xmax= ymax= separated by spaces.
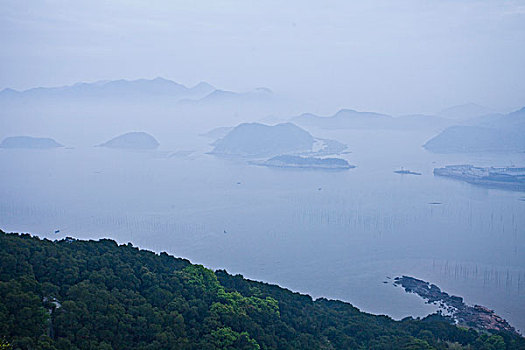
xmin=0 ymin=77 xmax=510 ymax=124
xmin=0 ymin=77 xmax=276 ymax=107
xmin=1 ymin=77 xmax=204 ymax=99
xmin=1 ymin=77 xmax=524 ymax=154
xmin=290 ymin=108 xmax=487 ymax=131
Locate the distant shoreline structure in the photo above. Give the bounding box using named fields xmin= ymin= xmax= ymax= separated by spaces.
xmin=434 ymin=165 xmax=525 ymax=191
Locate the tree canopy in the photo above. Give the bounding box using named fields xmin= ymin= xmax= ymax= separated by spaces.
xmin=0 ymin=231 xmax=523 ymax=350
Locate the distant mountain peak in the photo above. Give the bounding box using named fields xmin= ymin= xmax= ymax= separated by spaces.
xmin=152 ymin=76 xmax=170 ymax=82
xmin=0 ymin=88 xmax=19 ymax=94
xmin=333 ymin=108 xmax=391 ymax=119
xmin=336 ymin=108 xmax=358 ymax=114
xmin=438 ymin=103 xmax=495 ymax=120
xmin=188 ymin=82 xmax=216 ymax=97
xmin=98 ymin=131 xmax=159 ymax=150
xmin=192 ymin=81 xmax=214 ymax=89
xmin=253 ymin=87 xmax=273 ymax=94
xmin=455 ymin=102 xmax=484 ymax=108
xmin=201 ymin=89 xmax=238 ymax=99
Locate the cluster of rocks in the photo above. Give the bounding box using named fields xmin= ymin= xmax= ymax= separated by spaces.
xmin=393 ymin=276 xmax=518 ymax=334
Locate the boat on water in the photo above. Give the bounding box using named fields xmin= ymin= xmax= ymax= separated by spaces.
xmin=394 ymin=168 xmax=422 ymax=175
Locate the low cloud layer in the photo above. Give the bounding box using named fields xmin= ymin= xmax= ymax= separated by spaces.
xmin=1 ymin=0 xmax=524 ymax=114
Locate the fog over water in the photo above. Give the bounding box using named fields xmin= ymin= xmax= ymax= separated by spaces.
xmin=1 ymin=0 xmax=525 ymax=335
xmin=1 ymin=126 xmax=524 ymax=331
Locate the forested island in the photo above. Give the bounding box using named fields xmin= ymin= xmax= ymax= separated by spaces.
xmin=211 ymin=123 xmax=315 ymax=157
xmin=1 ymin=231 xmax=523 ymax=349
xmin=256 ymin=155 xmax=354 ymax=170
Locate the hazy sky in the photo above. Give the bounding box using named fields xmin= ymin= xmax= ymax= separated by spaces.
xmin=1 ymin=0 xmax=524 ymax=114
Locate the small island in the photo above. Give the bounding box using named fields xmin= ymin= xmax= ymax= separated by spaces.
xmin=434 ymin=165 xmax=525 ymax=191
xmin=98 ymin=132 xmax=159 ymax=150
xmin=256 ymin=155 xmax=355 ymax=170
xmin=393 ymin=276 xmax=518 ymax=335
xmin=0 ymin=136 xmax=63 ymax=149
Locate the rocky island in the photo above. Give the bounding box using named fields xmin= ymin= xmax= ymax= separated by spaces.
xmin=393 ymin=276 xmax=518 ymax=335
xmin=0 ymin=136 xmax=63 ymax=149
xmin=210 ymin=122 xmax=350 ymax=158
xmin=211 ymin=122 xmax=315 ymax=157
xmin=256 ymin=155 xmax=355 ymax=170
xmin=434 ymin=165 xmax=525 ymax=191
xmin=98 ymin=131 xmax=159 ymax=150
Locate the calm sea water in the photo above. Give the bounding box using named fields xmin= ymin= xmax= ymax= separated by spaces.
xmin=1 ymin=128 xmax=524 ymax=332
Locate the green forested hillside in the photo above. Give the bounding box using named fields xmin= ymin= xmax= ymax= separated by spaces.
xmin=0 ymin=231 xmax=523 ymax=349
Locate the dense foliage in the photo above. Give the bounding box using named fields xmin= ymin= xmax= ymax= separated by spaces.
xmin=0 ymin=231 xmax=523 ymax=349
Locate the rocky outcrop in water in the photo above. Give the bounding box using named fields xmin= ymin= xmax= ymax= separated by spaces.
xmin=394 ymin=276 xmax=518 ymax=335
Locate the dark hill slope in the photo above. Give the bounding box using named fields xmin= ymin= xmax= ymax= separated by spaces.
xmin=424 ymin=107 xmax=525 ymax=153
xmin=0 ymin=231 xmax=522 ymax=350
xmin=211 ymin=123 xmax=314 ymax=157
